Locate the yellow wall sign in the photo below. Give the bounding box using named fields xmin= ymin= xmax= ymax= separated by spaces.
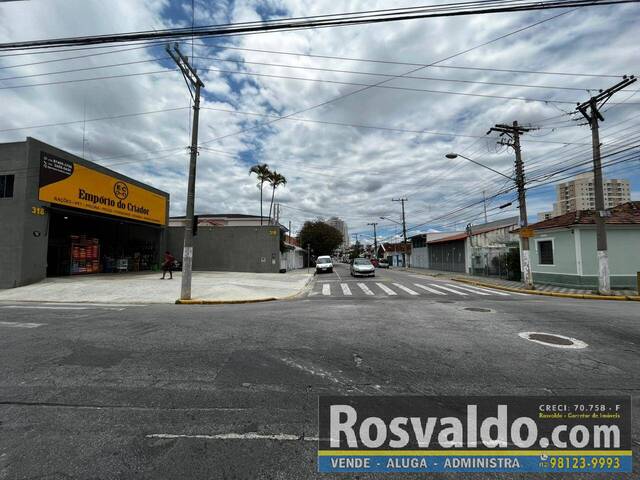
xmin=38 ymin=152 xmax=167 ymax=225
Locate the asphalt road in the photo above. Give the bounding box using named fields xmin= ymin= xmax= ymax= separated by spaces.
xmin=1 ymin=264 xmax=638 ymax=479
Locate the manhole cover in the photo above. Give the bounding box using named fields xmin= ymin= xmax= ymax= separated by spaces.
xmin=518 ymin=332 xmax=588 ymax=349
xmin=464 ymin=307 xmax=491 ymax=312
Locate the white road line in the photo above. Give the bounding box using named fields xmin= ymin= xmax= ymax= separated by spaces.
xmin=429 ymin=284 xmax=468 ymax=296
xmin=322 ymin=284 xmax=331 ymax=296
xmin=341 ymin=283 xmax=352 ymax=296
xmin=0 ymin=305 xmax=90 ymax=310
xmin=457 ymin=284 xmax=512 ymax=296
xmin=357 ymin=283 xmax=375 ymax=296
xmin=42 ymin=302 xmax=146 ymax=307
xmin=444 ymin=283 xmax=490 ymax=295
xmin=392 ymin=283 xmax=419 ymax=296
xmin=0 ymin=321 xmax=45 ymax=328
xmin=146 ymin=433 xmax=319 ymax=441
xmin=413 ymin=284 xmax=447 ymax=295
xmin=376 ymin=283 xmax=397 ymax=295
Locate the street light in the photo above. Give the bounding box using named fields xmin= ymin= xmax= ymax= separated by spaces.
xmin=379 ymin=216 xmax=402 ymax=225
xmin=445 ymin=152 xmax=513 ymax=181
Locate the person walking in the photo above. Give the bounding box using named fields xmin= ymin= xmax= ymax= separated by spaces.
xmin=161 ymin=251 xmax=175 ymax=279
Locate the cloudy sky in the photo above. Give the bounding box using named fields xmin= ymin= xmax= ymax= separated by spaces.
xmin=1 ymin=0 xmax=638 ymax=244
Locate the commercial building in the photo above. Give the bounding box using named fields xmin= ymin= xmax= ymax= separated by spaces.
xmin=410 ymin=217 xmax=519 ymax=276
xmin=0 ymin=138 xmax=169 ymax=289
xmin=324 ymin=217 xmax=349 ymax=250
xmin=553 ymin=172 xmax=631 ymax=216
xmin=518 ymin=201 xmax=640 ymax=290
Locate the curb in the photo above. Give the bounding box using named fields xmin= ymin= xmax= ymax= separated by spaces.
xmin=452 ymin=277 xmax=640 ymax=301
xmin=175 ymin=273 xmax=316 ymax=305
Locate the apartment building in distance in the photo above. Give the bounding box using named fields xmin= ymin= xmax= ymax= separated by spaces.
xmin=552 ymin=172 xmax=631 ymax=216
xmin=325 ymin=216 xmax=350 ymax=249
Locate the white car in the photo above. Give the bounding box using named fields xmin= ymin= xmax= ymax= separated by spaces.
xmin=350 ymin=258 xmax=375 ymax=277
xmin=315 ymin=256 xmax=334 ymax=274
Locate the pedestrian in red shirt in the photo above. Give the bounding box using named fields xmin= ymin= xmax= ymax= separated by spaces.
xmin=161 ymin=251 xmax=175 ymax=279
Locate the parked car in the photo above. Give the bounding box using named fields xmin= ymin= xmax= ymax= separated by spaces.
xmin=350 ymin=258 xmax=375 ymax=277
xmin=377 ymin=259 xmax=389 ymax=269
xmin=370 ymin=258 xmax=379 ymax=267
xmin=315 ymin=255 xmax=334 ymax=274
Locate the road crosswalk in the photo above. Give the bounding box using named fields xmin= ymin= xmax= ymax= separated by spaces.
xmin=309 ymin=281 xmax=519 ymax=299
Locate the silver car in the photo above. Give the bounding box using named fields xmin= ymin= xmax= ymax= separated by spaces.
xmin=315 ymin=255 xmax=334 ymax=274
xmin=350 ymin=258 xmax=375 ymax=277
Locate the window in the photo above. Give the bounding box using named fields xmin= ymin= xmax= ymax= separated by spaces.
xmin=0 ymin=174 xmax=14 ymax=198
xmin=538 ymin=240 xmax=554 ymax=265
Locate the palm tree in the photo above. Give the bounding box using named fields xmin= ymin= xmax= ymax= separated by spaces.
xmin=249 ymin=163 xmax=271 ymax=225
xmin=267 ymin=171 xmax=287 ymax=225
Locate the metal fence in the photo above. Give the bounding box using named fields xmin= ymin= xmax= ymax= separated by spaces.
xmin=469 ymin=245 xmax=521 ymax=281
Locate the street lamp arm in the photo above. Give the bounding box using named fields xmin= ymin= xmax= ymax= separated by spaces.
xmin=445 ymin=153 xmax=513 ymax=181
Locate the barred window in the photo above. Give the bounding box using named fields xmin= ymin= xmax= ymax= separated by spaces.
xmin=538 ymin=240 xmax=554 ymax=265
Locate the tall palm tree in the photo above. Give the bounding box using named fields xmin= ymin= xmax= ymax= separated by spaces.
xmin=267 ymin=170 xmax=287 ymax=225
xmin=249 ymin=163 xmax=271 ymax=225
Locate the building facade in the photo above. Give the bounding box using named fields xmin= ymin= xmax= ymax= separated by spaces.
xmin=520 ymin=202 xmax=640 ymax=290
xmin=0 ymin=138 xmax=169 ymax=289
xmin=324 ymin=217 xmax=349 ymax=250
xmin=553 ymin=172 xmax=631 ymax=216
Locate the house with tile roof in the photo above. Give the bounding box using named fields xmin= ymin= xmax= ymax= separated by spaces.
xmin=517 ymin=201 xmax=640 ymax=290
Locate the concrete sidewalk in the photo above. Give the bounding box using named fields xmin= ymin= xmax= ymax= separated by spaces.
xmin=404 ymin=267 xmax=639 ymax=297
xmin=0 ymin=270 xmax=314 ymax=304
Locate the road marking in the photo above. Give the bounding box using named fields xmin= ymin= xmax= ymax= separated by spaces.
xmin=42 ymin=302 xmax=145 ymax=307
xmin=444 ymin=283 xmax=490 ymax=295
xmin=392 ymin=283 xmax=419 ymax=295
xmin=341 ymin=283 xmax=352 ymax=296
xmin=413 ymin=284 xmax=447 ymax=295
xmin=146 ymin=433 xmax=319 ymax=441
xmin=456 ymin=284 xmax=512 ymax=296
xmin=429 ymin=284 xmax=468 ymax=296
xmin=322 ymin=284 xmax=331 ymax=296
xmin=334 ymin=268 xmax=342 ymax=280
xmin=0 ymin=305 xmax=91 ymax=310
xmin=0 ymin=321 xmax=45 ymax=328
xmin=376 ymin=283 xmax=397 ymax=295
xmin=357 ymin=283 xmax=375 ymax=296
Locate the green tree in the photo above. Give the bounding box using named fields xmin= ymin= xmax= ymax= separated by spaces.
xmin=267 ymin=170 xmax=287 ymax=225
xmin=298 ymin=221 xmax=343 ymax=259
xmin=249 ymin=163 xmax=271 ymax=225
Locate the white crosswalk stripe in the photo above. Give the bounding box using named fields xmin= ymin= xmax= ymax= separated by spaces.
xmin=322 ymin=284 xmax=331 ymax=296
xmin=413 ymin=284 xmax=447 ymax=295
xmin=444 ymin=283 xmax=491 ymax=295
xmin=428 ymin=284 xmax=468 ymax=296
xmin=392 ymin=283 xmax=419 ymax=295
xmin=376 ymin=283 xmax=397 ymax=295
xmin=455 ymin=284 xmax=512 ymax=296
xmin=357 ymin=283 xmax=375 ymax=295
xmin=341 ymin=283 xmax=352 ymax=296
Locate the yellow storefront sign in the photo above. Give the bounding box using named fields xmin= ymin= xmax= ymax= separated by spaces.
xmin=38 ymin=152 xmax=167 ymax=225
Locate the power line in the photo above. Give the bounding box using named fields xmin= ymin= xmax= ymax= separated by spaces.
xmin=1 ymin=1 xmax=632 ymax=52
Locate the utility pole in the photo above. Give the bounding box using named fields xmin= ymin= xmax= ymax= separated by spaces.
xmin=167 ymin=43 xmax=204 ymax=301
xmin=392 ymin=198 xmax=409 ymax=267
xmin=307 ymin=244 xmax=311 ymax=272
xmin=482 ymin=190 xmax=488 ymax=223
xmin=367 ymin=222 xmax=378 ymax=258
xmin=488 ymin=121 xmax=533 ymax=288
xmin=576 ymin=75 xmax=636 ymax=295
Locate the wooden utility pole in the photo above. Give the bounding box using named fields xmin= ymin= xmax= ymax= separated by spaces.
xmin=576 ymin=75 xmax=636 ymax=295
xmin=392 ymin=198 xmax=409 ymax=267
xmin=367 ymin=222 xmax=378 ymax=258
xmin=167 ymin=43 xmax=204 ymax=301
xmin=488 ymin=121 xmax=533 ymax=288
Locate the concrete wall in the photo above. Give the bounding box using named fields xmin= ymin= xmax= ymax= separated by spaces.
xmin=167 ymin=225 xmax=284 ymax=273
xmin=411 ymin=246 xmax=429 ymax=268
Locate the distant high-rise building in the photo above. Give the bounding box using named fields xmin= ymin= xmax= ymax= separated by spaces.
xmin=325 ymin=217 xmax=349 ymax=250
xmin=553 ymin=172 xmax=631 ymax=216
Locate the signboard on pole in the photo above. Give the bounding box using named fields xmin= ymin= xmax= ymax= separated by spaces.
xmin=519 ymin=227 xmax=536 ymax=238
